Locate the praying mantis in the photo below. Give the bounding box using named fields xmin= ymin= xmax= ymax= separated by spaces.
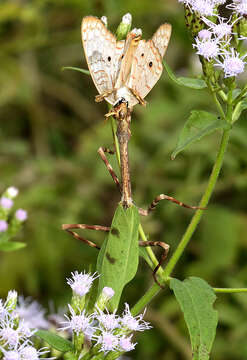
xmin=62 ymin=15 xmax=203 ymax=310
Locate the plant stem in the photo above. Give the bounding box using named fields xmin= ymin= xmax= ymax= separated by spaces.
xmin=131 ymin=128 xmax=231 ymax=314
xmin=131 ymin=283 xmax=161 ymax=316
xmin=110 ymin=117 xmax=121 ymax=167
xmin=163 ymin=128 xmax=230 ymax=278
xmin=214 ymin=287 xmax=247 ymax=293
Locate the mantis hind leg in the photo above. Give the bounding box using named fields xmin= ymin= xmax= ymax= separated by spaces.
xmin=139 ymin=240 xmax=170 ymax=289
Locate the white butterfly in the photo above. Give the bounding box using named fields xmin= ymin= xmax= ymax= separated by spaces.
xmin=81 ymin=16 xmax=171 ymax=108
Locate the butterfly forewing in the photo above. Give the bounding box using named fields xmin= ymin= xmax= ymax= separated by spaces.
xmin=127 ymin=24 xmax=172 ymax=105
xmin=152 ymin=23 xmax=172 ymax=58
xmin=81 ymin=16 xmax=124 ymax=105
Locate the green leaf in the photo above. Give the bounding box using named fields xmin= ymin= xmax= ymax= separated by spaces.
xmin=172 ymin=110 xmax=230 ymax=159
xmin=35 ymin=330 xmax=74 ymax=352
xmin=170 ymin=277 xmax=218 ymax=360
xmin=163 ymin=60 xmax=207 ymax=89
xmin=97 ymin=204 xmax=139 ymax=310
xmin=232 ymin=97 xmax=247 ymax=123
xmin=61 ymin=66 xmax=90 ymax=75
xmin=0 ymin=241 xmax=26 ymax=251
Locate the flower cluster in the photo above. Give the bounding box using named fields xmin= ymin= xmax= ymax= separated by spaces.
xmin=0 ymin=291 xmax=50 ymax=360
xmin=178 ymin=0 xmax=247 ymax=78
xmin=0 ymin=187 xmax=28 ymax=243
xmin=60 ymin=271 xmax=151 ymax=356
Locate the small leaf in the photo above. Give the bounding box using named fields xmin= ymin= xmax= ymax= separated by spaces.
xmin=232 ymin=97 xmax=247 ymax=123
xmin=172 ymin=110 xmax=230 ymax=159
xmin=170 ymin=277 xmax=218 ymax=360
xmin=97 ymin=204 xmax=139 ymax=311
xmin=163 ymin=60 xmax=207 ymax=89
xmin=61 ymin=66 xmax=90 ymax=75
xmin=0 ymin=241 xmax=26 ymax=252
xmin=35 ymin=330 xmax=74 ymax=352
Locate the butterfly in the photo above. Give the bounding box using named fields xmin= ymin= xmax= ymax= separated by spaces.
xmin=81 ymin=16 xmax=172 ymax=108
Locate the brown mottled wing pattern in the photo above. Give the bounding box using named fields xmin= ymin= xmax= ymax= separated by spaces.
xmin=127 ymin=24 xmax=172 ymax=106
xmin=81 ymin=16 xmax=124 ymax=105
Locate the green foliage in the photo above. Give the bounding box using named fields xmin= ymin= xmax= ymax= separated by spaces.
xmin=163 ymin=59 xmax=207 ymax=89
xmin=170 ymin=277 xmax=218 ymax=360
xmin=0 ymin=0 xmax=247 ymax=358
xmin=0 ymin=241 xmax=26 ymax=251
xmin=97 ymin=204 xmax=139 ymax=310
xmin=172 ymin=110 xmax=230 ymax=159
xmin=36 ymin=330 xmax=74 ymax=352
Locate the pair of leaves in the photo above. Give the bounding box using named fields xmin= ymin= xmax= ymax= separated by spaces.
xmin=170 ymin=277 xmax=218 ymax=360
xmin=97 ymin=204 xmax=140 ymax=311
xmin=63 ymin=61 xmax=207 ymax=91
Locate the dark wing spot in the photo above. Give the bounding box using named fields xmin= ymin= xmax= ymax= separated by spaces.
xmin=141 ymin=53 xmax=144 ymax=57
xmin=111 ymin=227 xmax=120 ymax=237
xmin=106 ymin=252 xmax=116 ymax=264
xmin=149 ymin=61 xmax=153 ymax=68
xmin=121 ymin=55 xmax=124 ymax=59
xmin=108 ymin=56 xmax=111 ymax=61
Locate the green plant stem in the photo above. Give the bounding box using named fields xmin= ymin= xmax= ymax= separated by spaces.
xmin=131 ymin=283 xmax=161 ymax=316
xmin=138 ymin=224 xmax=163 ymax=276
xmin=213 ymin=287 xmax=247 ymax=293
xmin=163 ymin=128 xmax=230 ymax=278
xmin=110 ymin=116 xmax=121 ymax=167
xmin=131 ymin=128 xmax=231 ymax=315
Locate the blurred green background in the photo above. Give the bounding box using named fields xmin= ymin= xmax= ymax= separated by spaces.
xmin=1 ymin=0 xmax=247 ymax=359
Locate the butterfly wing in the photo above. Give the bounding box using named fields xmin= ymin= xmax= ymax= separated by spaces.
xmin=81 ymin=16 xmax=124 ymax=105
xmin=127 ymin=23 xmax=172 ymax=106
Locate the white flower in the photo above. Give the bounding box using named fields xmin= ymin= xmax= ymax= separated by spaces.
xmin=59 ymin=305 xmax=94 ymax=336
xmin=193 ymin=37 xmax=220 ymax=60
xmin=67 ymin=271 xmax=99 ymax=297
xmin=19 ymin=345 xmax=49 ymax=360
xmin=203 ymin=16 xmax=232 ymax=38
xmin=215 ymin=48 xmax=247 ymax=77
xmin=198 ymin=29 xmax=212 ymax=40
xmin=122 ymin=13 xmax=132 ymax=25
xmin=227 ymin=0 xmax=247 ymax=15
xmin=118 ymin=335 xmax=136 ymax=352
xmin=120 ymin=304 xmax=152 ymax=332
xmin=15 ymin=297 xmax=49 ymax=330
xmin=93 ymin=330 xmax=119 ymax=353
xmin=6 ymin=187 xmax=19 ymax=199
xmin=96 ymin=308 xmax=119 ymax=331
xmin=192 ymin=0 xmax=216 ymax=16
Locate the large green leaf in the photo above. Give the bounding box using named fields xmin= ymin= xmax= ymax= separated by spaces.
xmin=35 ymin=330 xmax=74 ymax=352
xmin=163 ymin=60 xmax=207 ymax=89
xmin=97 ymin=204 xmax=139 ymax=310
xmin=170 ymin=277 xmax=218 ymax=360
xmin=172 ymin=110 xmax=229 ymax=159
xmin=0 ymin=241 xmax=26 ymax=251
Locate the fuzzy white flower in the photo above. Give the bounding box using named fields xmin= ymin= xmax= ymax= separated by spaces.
xmin=215 ymin=48 xmax=247 ymax=77
xmin=67 ymin=271 xmax=99 ymax=297
xmin=193 ymin=37 xmax=220 ymax=59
